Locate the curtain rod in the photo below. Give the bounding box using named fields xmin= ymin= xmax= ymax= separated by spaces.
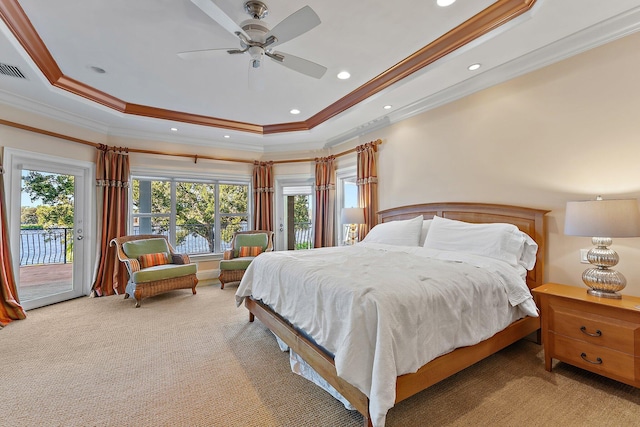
xmin=271 ymin=139 xmax=382 ymax=164
xmin=0 ymin=119 xmax=381 ymax=164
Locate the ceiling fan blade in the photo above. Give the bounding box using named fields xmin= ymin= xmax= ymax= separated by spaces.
xmin=190 ymin=0 xmax=249 ymax=39
xmin=268 ymin=51 xmax=326 ymax=79
xmin=265 ymin=6 xmax=320 ymax=47
xmin=177 ymin=48 xmax=237 ymax=60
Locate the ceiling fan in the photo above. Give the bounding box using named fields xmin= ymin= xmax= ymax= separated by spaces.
xmin=180 ymin=0 xmax=327 ymax=82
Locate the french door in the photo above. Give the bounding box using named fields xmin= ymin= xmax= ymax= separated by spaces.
xmin=4 ymin=149 xmax=93 ymax=310
xmin=275 ymin=177 xmax=314 ymax=251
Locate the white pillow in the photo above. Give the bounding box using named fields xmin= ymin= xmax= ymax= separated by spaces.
xmin=519 ymin=234 xmax=539 ymax=270
xmin=419 ymin=219 xmax=433 ymax=246
xmin=362 ymin=215 xmax=423 ymax=246
xmin=424 ymin=216 xmax=536 ymax=269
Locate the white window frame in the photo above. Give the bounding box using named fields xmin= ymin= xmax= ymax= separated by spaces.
xmin=130 ymin=169 xmax=252 ymax=256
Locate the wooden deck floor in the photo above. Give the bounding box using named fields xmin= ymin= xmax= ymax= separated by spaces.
xmin=18 ymin=263 xmax=74 ymax=301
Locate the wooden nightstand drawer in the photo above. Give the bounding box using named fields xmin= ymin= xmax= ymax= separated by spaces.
xmin=551 ymin=333 xmax=637 ymax=383
xmin=533 ymin=283 xmax=640 ymax=388
xmin=550 ymin=306 xmax=638 ymax=354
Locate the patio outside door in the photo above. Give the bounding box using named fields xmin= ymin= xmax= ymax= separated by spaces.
xmin=5 ymin=149 xmax=93 ymax=310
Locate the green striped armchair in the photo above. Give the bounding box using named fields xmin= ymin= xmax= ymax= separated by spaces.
xmin=218 ymin=230 xmax=274 ymax=289
xmin=111 ymin=235 xmax=198 ymax=307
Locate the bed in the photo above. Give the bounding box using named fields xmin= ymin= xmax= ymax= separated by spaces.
xmin=235 ymin=202 xmax=547 ymax=427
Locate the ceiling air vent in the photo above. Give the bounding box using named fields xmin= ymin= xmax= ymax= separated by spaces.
xmin=0 ymin=62 xmax=26 ymax=79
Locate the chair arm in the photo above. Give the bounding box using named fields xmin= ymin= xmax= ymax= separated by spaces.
xmin=171 ymin=253 xmax=191 ymax=264
xmin=115 ymin=258 xmax=140 ymax=276
xmin=110 ymin=238 xmax=141 ymax=274
xmin=223 ymin=249 xmax=234 ymax=260
xmin=127 ymin=259 xmax=141 ymax=273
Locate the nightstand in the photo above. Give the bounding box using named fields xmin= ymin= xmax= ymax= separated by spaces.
xmin=532 ymin=283 xmax=640 ymax=387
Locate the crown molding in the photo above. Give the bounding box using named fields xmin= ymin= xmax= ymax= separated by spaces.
xmin=0 ymin=0 xmax=536 ymax=135
xmin=373 ymin=5 xmax=640 ymax=134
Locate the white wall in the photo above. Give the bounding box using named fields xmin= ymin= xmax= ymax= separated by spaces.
xmin=349 ymin=30 xmax=640 ymax=296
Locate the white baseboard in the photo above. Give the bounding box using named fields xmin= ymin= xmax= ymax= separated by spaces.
xmin=197 ymin=268 xmax=220 ymax=286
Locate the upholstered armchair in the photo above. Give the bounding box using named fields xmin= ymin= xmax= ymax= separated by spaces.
xmin=110 ymin=234 xmax=198 ymax=307
xmin=218 ymin=230 xmax=274 ymax=289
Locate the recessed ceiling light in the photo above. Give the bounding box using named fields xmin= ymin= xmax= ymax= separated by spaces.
xmin=337 ymin=71 xmax=351 ymax=80
xmin=468 ymin=63 xmax=481 ymax=71
xmin=224 ymin=135 xmax=230 ymax=139
xmin=170 ymin=127 xmax=178 ymax=132
xmin=290 ymin=109 xmax=301 ymax=115
xmin=383 ymin=105 xmax=392 ymax=110
xmin=437 ymin=0 xmax=456 ymax=7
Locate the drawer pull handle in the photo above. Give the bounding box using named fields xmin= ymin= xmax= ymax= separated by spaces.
xmin=580 ymin=326 xmax=602 ymax=337
xmin=580 ymin=352 xmax=603 ymax=365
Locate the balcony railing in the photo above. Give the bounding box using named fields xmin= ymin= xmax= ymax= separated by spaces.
xmin=132 ymin=223 xmax=250 ymax=254
xmin=19 ymin=220 xmax=314 ymax=265
xmin=20 ymin=227 xmax=73 ymax=265
xmin=294 ymin=222 xmax=313 ymax=249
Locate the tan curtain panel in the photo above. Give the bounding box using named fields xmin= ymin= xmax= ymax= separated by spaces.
xmin=252 ymin=161 xmax=274 ymax=231
xmin=357 ymin=141 xmax=379 ymax=239
xmin=0 ymin=156 xmax=26 ymax=327
xmin=91 ymin=146 xmax=130 ymax=296
xmin=314 ymin=156 xmax=336 ymax=248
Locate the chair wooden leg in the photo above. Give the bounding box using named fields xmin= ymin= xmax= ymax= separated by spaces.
xmin=134 ymin=289 xmax=142 ymax=308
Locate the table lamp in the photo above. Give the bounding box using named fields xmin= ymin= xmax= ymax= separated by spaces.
xmin=564 ymin=196 xmax=640 ymax=299
xmin=341 ymin=207 xmax=365 ymax=245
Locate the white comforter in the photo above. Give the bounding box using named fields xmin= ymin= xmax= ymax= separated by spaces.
xmin=235 ymin=243 xmax=538 ymax=427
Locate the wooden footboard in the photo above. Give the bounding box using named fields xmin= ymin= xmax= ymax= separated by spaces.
xmin=246 ymin=296 xmax=539 ymax=426
xmin=245 ymin=297 xmax=371 ymax=421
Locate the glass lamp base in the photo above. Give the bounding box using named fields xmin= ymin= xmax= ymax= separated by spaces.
xmin=587 ymin=288 xmax=622 ymax=299
xmin=582 ymin=243 xmax=626 ymax=300
xmin=582 ymin=266 xmax=625 ymax=300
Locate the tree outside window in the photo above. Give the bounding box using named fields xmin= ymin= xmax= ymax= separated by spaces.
xmin=132 ymin=178 xmax=249 ymax=254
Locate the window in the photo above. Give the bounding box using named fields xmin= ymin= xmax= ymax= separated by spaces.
xmin=131 ymin=177 xmax=249 ymax=254
xmin=336 ymin=167 xmax=358 ymax=245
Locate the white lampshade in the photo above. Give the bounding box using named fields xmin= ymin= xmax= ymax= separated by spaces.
xmin=565 ymin=198 xmax=640 ymax=238
xmin=341 ymin=207 xmax=365 ymax=225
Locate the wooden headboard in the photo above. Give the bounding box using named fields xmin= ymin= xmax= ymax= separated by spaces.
xmin=377 ymin=203 xmax=548 ymax=290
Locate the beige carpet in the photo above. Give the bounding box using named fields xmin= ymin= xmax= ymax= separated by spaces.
xmin=1 ymin=283 xmax=638 ymax=427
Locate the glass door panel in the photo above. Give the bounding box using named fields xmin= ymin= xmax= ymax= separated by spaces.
xmin=5 ymin=149 xmax=92 ymax=311
xmin=18 ymin=169 xmax=78 ymax=305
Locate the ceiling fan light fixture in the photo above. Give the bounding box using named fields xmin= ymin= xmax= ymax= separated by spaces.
xmin=248 ymin=46 xmax=263 ymax=59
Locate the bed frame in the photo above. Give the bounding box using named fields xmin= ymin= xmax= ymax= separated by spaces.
xmin=244 ymin=202 xmax=548 ymax=426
